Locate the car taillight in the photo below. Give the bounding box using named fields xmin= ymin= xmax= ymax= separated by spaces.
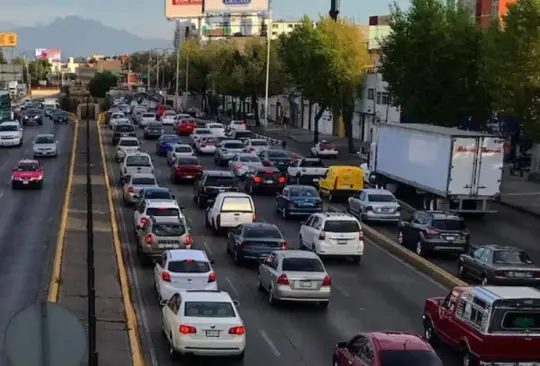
xmin=140 ymin=217 xmax=149 ymax=224
xmin=276 ymin=274 xmax=289 ymax=285
xmin=236 ymin=164 xmax=242 ymax=169
xmin=280 ymin=241 xmax=288 ymax=250
xmin=179 ymin=324 xmax=197 ymax=334
xmin=184 ymin=235 xmax=192 ymax=246
xmin=128 ymin=187 xmax=134 ymax=193
xmin=208 ymin=272 xmax=216 ymax=282
xmin=145 ymin=235 xmax=153 ymax=245
xmin=252 ymin=213 xmax=256 ymax=221
xmin=229 ymin=326 xmax=245 ymax=335
xmin=253 ymin=176 xmax=262 ymax=183
xmin=322 ymin=275 xmax=332 ymax=286
xmin=241 ymin=123 xmax=246 ymax=128
xmin=200 ymin=143 xmax=206 ymax=147
xmin=249 ymin=148 xmax=255 ymax=152
xmin=161 ymin=271 xmax=171 ymax=282
xmin=365 ymin=206 xmax=373 ymax=211
xmin=359 ymin=231 xmax=363 ymax=240
xmin=534 ymin=271 xmax=540 ymax=278
xmin=425 ymin=227 xmax=440 ymax=235
xmin=278 ymin=176 xmax=285 ymax=183
xmin=318 ymin=231 xmax=325 ymax=240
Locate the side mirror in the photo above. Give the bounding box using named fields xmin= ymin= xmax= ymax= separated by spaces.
xmin=232 ymin=300 xmax=240 ymax=307
xmin=336 ymin=342 xmax=347 ymax=349
xmin=171 ymin=194 xmax=175 ymax=199
xmin=210 ymin=259 xmax=215 ymax=264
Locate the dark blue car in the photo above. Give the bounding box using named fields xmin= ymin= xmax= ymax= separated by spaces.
xmin=226 ymin=223 xmax=287 ymax=265
xmin=275 ymin=185 xmax=322 ymax=218
xmin=258 ymin=149 xmax=291 ymax=173
xmin=155 ymin=134 xmax=180 ymax=156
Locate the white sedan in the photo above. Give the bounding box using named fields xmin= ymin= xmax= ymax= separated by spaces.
xmin=205 ymin=122 xmax=225 ymax=137
xmin=310 ymin=141 xmax=339 ymax=158
xmin=196 ymin=137 xmax=219 ymax=154
xmin=167 ymin=144 xmax=194 ymax=165
xmin=161 ymin=110 xmax=177 ymax=125
xmin=244 ymin=138 xmax=269 ymax=154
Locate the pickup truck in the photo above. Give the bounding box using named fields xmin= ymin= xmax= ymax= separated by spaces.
xmin=286 ymin=158 xmax=327 ymax=186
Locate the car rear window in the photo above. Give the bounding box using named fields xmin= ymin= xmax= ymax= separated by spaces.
xmin=144 ymin=191 xmax=171 ymax=200
xmin=152 ymin=223 xmax=185 ymax=236
xmin=221 ymin=197 xmax=253 ymax=212
xmin=116 ymin=125 xmax=135 ymax=132
xmin=146 ymin=208 xmax=179 ymax=216
xmin=175 ymin=145 xmax=192 ymax=152
xmin=196 ymin=130 xmax=212 ymax=135
xmin=208 ymin=124 xmax=223 ymax=129
xmin=251 ymin=140 xmax=268 ymax=146
xmin=131 ymin=177 xmax=156 ymax=185
xmin=378 ymin=350 xmax=443 ymax=366
xmin=224 ymin=142 xmax=244 ymax=149
xmin=282 ymin=258 xmax=324 ymax=272
xmin=243 ymin=225 xmax=282 ymax=238
xmin=493 ymin=251 xmax=533 ymax=265
xmin=142 ymin=113 xmax=155 ymax=118
xmin=206 ymin=176 xmax=237 ymax=186
xmin=431 ymin=219 xmax=466 ymax=230
xmin=184 ymin=302 xmax=235 ymax=318
xmin=119 ymin=140 xmax=139 ymax=146
xmin=300 ymin=159 xmax=324 ymax=167
xmin=367 ymin=194 xmax=396 ymax=202
xmin=268 ymin=151 xmax=288 ymax=158
xmin=501 ymin=311 xmax=540 ymax=330
xmin=176 ymin=157 xmax=199 ymax=165
xmin=258 ymin=170 xmax=281 ymax=179
xmin=162 ymin=135 xmax=180 ymax=143
xmin=232 ymin=121 xmax=244 ymax=125
xmin=240 ymin=156 xmax=260 ymax=163
xmin=289 ymin=187 xmax=318 ymax=197
xmin=234 ymin=131 xmax=253 ymax=138
xmin=168 ymin=260 xmax=210 ymax=273
xmin=17 ymin=162 xmax=39 ymax=171
xmin=323 ymin=220 xmax=360 ymax=233
xmin=126 ymin=155 xmax=151 ymax=166
xmin=163 ymin=111 xmax=176 ymax=116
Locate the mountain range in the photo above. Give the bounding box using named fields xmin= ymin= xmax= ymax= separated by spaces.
xmin=6 ymin=16 xmax=171 ymax=59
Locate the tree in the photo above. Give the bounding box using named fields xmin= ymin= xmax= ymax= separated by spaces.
xmin=379 ymin=0 xmax=494 ymax=128
xmin=0 ymin=49 xmax=6 ymax=64
xmin=28 ymin=59 xmax=52 ymax=86
xmin=88 ymin=71 xmax=118 ymax=98
xmin=11 ymin=56 xmax=25 ymax=65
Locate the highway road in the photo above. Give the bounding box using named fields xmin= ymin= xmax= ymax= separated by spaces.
xmin=0 ymin=115 xmax=74 ymax=362
xmin=101 ymin=124 xmax=461 ymax=366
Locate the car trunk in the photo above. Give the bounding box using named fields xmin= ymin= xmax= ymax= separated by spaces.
xmin=283 ymin=271 xmax=325 ymax=290
xmin=181 ymin=317 xmax=240 ymax=342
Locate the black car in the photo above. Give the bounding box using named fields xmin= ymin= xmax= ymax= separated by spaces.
xmin=258 ymin=149 xmax=291 ymax=173
xmin=458 ymin=245 xmax=540 ymax=286
xmin=44 ymin=107 xmax=55 ymax=118
xmin=112 ymin=123 xmax=137 ymax=145
xmin=243 ymin=166 xmax=286 ymax=195
xmin=226 ymin=223 xmax=287 ymax=265
xmin=22 ymin=109 xmax=43 ymax=125
xmin=193 ymin=170 xmax=239 ymax=208
xmin=51 ymin=110 xmax=68 ymax=124
xmin=397 ymin=210 xmax=469 ymax=257
xmin=143 ymin=122 xmax=164 ymax=139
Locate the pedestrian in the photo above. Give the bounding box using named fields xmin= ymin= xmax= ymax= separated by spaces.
xmin=281 ymin=139 xmax=287 ymax=150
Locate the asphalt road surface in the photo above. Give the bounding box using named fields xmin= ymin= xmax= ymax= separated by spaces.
xmin=101 ymin=124 xmax=461 ymax=366
xmin=0 ymin=115 xmax=74 ymax=362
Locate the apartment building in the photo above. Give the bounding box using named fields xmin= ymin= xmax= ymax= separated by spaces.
xmin=459 ymin=0 xmax=516 ymax=26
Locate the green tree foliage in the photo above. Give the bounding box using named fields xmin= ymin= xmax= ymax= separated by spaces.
xmin=0 ymin=49 xmax=6 ymax=64
xmin=380 ymin=0 xmax=494 ymax=127
xmin=88 ymin=71 xmax=118 ymax=98
xmin=28 ymin=60 xmax=52 ymax=86
xmin=11 ymin=56 xmax=25 ymax=65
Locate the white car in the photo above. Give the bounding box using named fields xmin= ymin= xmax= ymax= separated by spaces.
xmin=111 ymin=117 xmax=130 ymax=129
xmin=120 ymin=152 xmax=154 ymax=183
xmin=110 ymin=112 xmax=126 ymax=126
xmin=196 ymin=137 xmax=219 ymax=154
xmin=140 ymin=112 xmax=157 ymax=127
xmin=205 ymin=122 xmax=225 ymax=137
xmin=161 ymin=110 xmax=177 ymax=125
xmin=0 ymin=121 xmax=23 ymax=147
xmin=116 ymin=137 xmax=140 ymax=162
xmin=189 ymin=128 xmax=213 ymax=146
xmin=173 ymin=114 xmax=193 ymax=129
xmin=310 ymin=141 xmax=339 ymax=158
xmin=162 ymin=290 xmax=245 ymax=359
xmin=205 ymin=192 xmax=255 ymax=234
xmin=299 ymin=212 xmax=364 ymax=263
xmin=133 ymin=199 xmax=183 ymax=232
xmin=244 ymin=138 xmax=269 ymax=154
xmin=167 ymin=144 xmax=194 ymax=165
xmin=33 ymin=134 xmax=58 ymax=157
xmin=154 ymin=249 xmax=217 ymax=304
xmin=227 ymin=120 xmax=247 ymax=131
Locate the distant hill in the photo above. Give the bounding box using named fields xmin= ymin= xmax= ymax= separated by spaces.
xmin=11 ymin=16 xmax=171 ymax=59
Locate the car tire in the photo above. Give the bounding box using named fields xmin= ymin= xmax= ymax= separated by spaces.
xmin=169 ymin=337 xmax=179 ymax=360
xmin=423 ymin=318 xmax=439 ymax=346
xmin=281 ymin=207 xmax=288 ymax=219
xmin=211 ymin=220 xmax=219 ymax=236
xmin=256 ymin=273 xmax=264 ymax=291
xmin=351 ymin=255 xmax=361 ymax=264
xmin=457 ymin=264 xmax=468 ymax=279
xmin=11 ymin=182 xmax=17 ymax=189
xmin=319 ymin=301 xmax=329 ymax=310
xmin=328 ymin=191 xmax=335 ymax=202
xmin=232 ymin=351 xmax=245 ymax=362
xmin=37 ymin=181 xmax=43 ymax=189
xmin=415 ymin=241 xmax=425 ymax=256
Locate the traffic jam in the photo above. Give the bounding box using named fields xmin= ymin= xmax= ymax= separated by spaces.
xmin=102 ymin=98 xmax=540 ymax=366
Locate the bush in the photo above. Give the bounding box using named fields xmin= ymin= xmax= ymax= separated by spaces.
xmin=88 ymin=71 xmax=118 ymax=98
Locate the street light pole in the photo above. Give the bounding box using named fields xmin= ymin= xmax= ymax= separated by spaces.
xmin=175 ymin=46 xmax=180 ymax=111
xmin=329 ymin=0 xmax=340 ymax=20
xmin=263 ymin=2 xmax=272 ymax=128
xmin=147 ymin=53 xmax=151 ymax=89
xmin=156 ymin=52 xmax=160 ymax=90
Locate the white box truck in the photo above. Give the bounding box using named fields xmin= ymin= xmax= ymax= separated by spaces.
xmin=367 ymin=123 xmax=504 ymax=214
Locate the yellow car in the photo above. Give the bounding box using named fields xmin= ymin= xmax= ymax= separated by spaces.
xmin=319 ymin=165 xmax=364 ymax=202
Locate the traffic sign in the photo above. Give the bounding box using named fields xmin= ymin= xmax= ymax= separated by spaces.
xmin=0 ymin=32 xmax=17 ymax=47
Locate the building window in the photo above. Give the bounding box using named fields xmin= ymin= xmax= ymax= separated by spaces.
xmin=376 ymin=92 xmax=382 ymax=104
xmin=272 ymin=31 xmax=277 ymax=36
xmin=367 ymin=88 xmax=375 ymax=100
xmin=492 ymin=0 xmax=499 ymax=15
xmin=288 ymin=24 xmax=293 ymax=28
xmin=382 ymin=92 xmax=390 ymax=105
xmin=272 ymin=24 xmax=278 ymax=29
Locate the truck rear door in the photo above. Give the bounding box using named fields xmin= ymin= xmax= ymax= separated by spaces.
xmin=474 ymin=137 xmax=504 ymax=197
xmin=448 ymin=137 xmax=478 ymax=196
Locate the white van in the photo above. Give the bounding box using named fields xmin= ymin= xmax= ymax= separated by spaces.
xmin=205 ymin=192 xmax=255 ymax=234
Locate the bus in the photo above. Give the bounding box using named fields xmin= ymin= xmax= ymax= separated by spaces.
xmin=0 ymin=90 xmax=12 ymax=122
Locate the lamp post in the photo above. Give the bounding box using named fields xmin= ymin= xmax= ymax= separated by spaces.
xmin=263 ymin=1 xmax=272 ymax=128
xmin=329 ymin=0 xmax=340 ymax=20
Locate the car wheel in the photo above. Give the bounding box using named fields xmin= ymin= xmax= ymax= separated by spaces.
xmin=268 ymin=286 xmax=277 ymax=306
xmin=397 ymin=231 xmax=404 ymax=245
xmin=11 ymin=182 xmax=17 ymax=189
xmin=462 ymin=349 xmax=476 ymax=366
xmin=481 ymin=275 xmax=489 ymax=285
xmin=423 ymin=318 xmax=439 ymax=346
xmin=328 ymin=191 xmax=335 ymax=202
xmin=248 ymin=182 xmax=253 ymax=195
xmin=37 ymin=181 xmax=43 ymax=189
xmin=415 ymin=241 xmax=425 ymax=256
xmin=295 ymin=175 xmax=301 ymax=185
xmin=256 ymin=273 xmax=264 ymax=291
xmin=281 ymin=207 xmax=288 ymax=219
xmin=457 ymin=264 xmax=468 ymax=279
xmin=351 ymin=255 xmax=361 ymax=264
xmin=211 ymin=220 xmax=219 ymax=236
xmin=169 ymin=336 xmax=179 ymax=360
xmin=319 ymin=301 xmax=329 ymax=310
xmin=233 ymin=249 xmax=242 ymax=266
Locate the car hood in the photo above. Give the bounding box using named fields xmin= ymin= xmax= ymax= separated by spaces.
xmin=34 ymin=143 xmax=56 ymax=149
xmin=0 ymin=132 xmax=19 ymax=138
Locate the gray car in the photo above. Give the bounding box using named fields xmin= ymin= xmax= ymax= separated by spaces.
xmin=347 ymin=188 xmax=401 ymax=223
xmin=214 ymin=139 xmax=245 ymax=166
xmin=228 ymin=153 xmax=263 ymax=178
xmin=458 ymin=245 xmax=540 ymax=286
xmin=33 ymin=134 xmax=58 ymax=158
xmin=143 ymin=122 xmax=164 ymax=140
xmin=123 ymin=173 xmax=158 ymax=204
xmin=257 ymin=250 xmax=331 ymax=308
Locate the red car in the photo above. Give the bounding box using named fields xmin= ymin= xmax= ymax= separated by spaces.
xmin=176 ymin=119 xmax=197 ymax=135
xmin=156 ymin=104 xmax=172 ymax=119
xmin=11 ymin=159 xmax=44 ymax=189
xmin=333 ymin=331 xmax=442 ymax=366
xmin=170 ymin=156 xmax=202 ymax=183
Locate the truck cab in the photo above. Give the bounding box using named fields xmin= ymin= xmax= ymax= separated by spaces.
xmin=423 ymin=285 xmax=540 ymax=365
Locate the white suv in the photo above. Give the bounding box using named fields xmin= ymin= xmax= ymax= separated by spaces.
xmin=154 ymin=249 xmax=217 ymax=304
xmin=299 ymin=212 xmax=364 ymax=263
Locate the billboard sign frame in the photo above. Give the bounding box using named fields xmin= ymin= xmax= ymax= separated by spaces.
xmin=35 ymin=48 xmax=62 ymax=62
xmin=166 ymin=0 xmax=203 ymax=19
xmin=203 ymin=0 xmax=269 ymax=13
xmin=0 ymin=32 xmax=17 ymax=47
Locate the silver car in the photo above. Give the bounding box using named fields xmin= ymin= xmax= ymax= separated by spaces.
xmin=244 ymin=138 xmax=270 ymax=154
xmin=123 ymin=173 xmax=158 ymax=204
xmin=347 ymin=188 xmax=401 ymax=223
xmin=228 ymin=153 xmax=263 ymax=178
xmin=214 ymin=140 xmax=246 ymax=166
xmin=33 ymin=134 xmax=58 ymax=158
xmin=257 ymin=250 xmax=331 ymax=308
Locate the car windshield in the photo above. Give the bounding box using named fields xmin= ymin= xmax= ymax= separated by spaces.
xmin=379 ymin=350 xmax=443 ymax=366
xmin=163 ymin=111 xmax=176 ymax=116
xmin=493 ymin=250 xmax=533 ymax=265
xmin=239 ymin=156 xmax=260 ymax=163
xmin=131 ymin=177 xmax=156 ymax=185
xmin=184 ymin=302 xmax=235 ymax=318
xmin=152 ymin=223 xmax=185 ymax=236
xmin=175 ymin=145 xmax=192 ymax=152
xmin=431 ymin=219 xmax=466 ymax=230
xmin=162 ymin=135 xmax=180 ymax=143
xmin=208 ymin=124 xmax=223 ymax=129
xmin=268 ymin=151 xmax=288 ymax=158
xmin=142 ymin=113 xmax=155 ymax=118
xmin=223 ymin=142 xmax=244 ymax=149
xmin=243 ymin=225 xmax=282 ymax=238
xmin=176 ymin=157 xmax=199 ymax=165
xmin=323 ymin=220 xmax=360 ymax=233
xmin=368 ymin=194 xmax=396 ymax=203
xmin=301 ymin=159 xmax=324 ymax=167
xmin=290 ymin=187 xmax=318 ymax=197
xmin=206 ymin=176 xmax=236 ymax=186
xmin=0 ymin=125 xmax=18 ymax=131
xmin=168 ymin=260 xmax=210 ymax=273
xmin=146 ymin=207 xmax=179 ymax=216
xmin=126 ymin=155 xmax=151 ymax=166
xmin=282 ymin=258 xmax=324 ymax=272
xmin=120 ymin=140 xmax=139 ymax=147
xmin=35 ymin=136 xmax=55 ymax=144
xmin=116 ymin=125 xmax=135 ymax=132
xmin=251 ymin=140 xmax=268 ymax=146
xmin=16 ymin=162 xmax=39 ymax=171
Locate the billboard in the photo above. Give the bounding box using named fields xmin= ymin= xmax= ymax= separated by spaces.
xmin=35 ymin=48 xmax=62 ymax=62
xmin=203 ymin=0 xmax=269 ymax=13
xmin=0 ymin=32 xmax=17 ymax=47
xmin=166 ymin=0 xmax=203 ymax=19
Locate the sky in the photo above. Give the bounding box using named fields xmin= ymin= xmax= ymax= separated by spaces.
xmin=0 ymin=0 xmax=411 ymax=39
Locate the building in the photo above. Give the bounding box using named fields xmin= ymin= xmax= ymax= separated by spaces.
xmin=367 ymin=16 xmax=391 ymax=50
xmin=459 ymin=0 xmax=516 ymax=26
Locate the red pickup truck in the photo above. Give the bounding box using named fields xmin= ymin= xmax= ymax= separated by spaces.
xmin=423 ymin=285 xmax=540 ymax=366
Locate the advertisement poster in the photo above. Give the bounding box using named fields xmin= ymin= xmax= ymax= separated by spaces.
xmin=203 ymin=0 xmax=269 ymax=13
xmin=166 ymin=0 xmax=203 ymax=19
xmin=35 ymin=48 xmax=62 ymax=62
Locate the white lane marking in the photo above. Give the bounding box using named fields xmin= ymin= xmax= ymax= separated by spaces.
xmin=0 ymin=191 xmax=4 ymax=200
xmin=224 ymin=276 xmax=238 ymax=296
xmin=332 ymin=283 xmax=349 ymax=297
xmin=259 ymin=329 xmax=281 ymax=357
xmin=203 ymin=241 xmax=212 ymax=254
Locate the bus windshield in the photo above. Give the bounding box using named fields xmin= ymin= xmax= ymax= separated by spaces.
xmin=0 ymin=92 xmax=11 ymax=122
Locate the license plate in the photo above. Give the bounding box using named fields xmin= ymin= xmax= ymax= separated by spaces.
xmin=337 ymin=240 xmax=347 ymax=245
xmin=381 ymin=208 xmax=389 ymax=212
xmin=158 ymin=244 xmax=175 ymax=248
xmin=313 ymin=178 xmax=319 ymax=182
xmin=264 ymin=180 xmax=274 ymax=184
xmin=514 ymin=272 xmax=528 ymax=277
xmin=23 ymin=181 xmax=29 ymax=185
xmin=122 ymin=133 xmax=128 ymax=136
xmin=445 ymin=236 xmax=455 ymax=241
xmin=205 ymin=330 xmax=220 ymax=337
xmin=300 ymin=280 xmax=312 ymax=288
xmin=185 ymin=175 xmax=193 ymax=179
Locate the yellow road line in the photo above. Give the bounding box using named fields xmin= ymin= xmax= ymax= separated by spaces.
xmin=48 ymin=118 xmax=79 ymax=302
xmin=96 ymin=120 xmax=145 ymax=366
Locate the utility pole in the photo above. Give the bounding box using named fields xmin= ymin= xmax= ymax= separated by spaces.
xmin=147 ymin=53 xmax=151 ymax=89
xmin=329 ymin=0 xmax=340 ymax=20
